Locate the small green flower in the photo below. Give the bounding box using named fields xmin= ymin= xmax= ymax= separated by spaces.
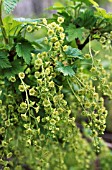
xmin=39 ymin=134 xmax=45 ymax=141
xmin=35 ymin=58 xmax=43 ymax=66
xmin=9 ymin=76 xmax=16 ymax=82
xmin=48 ymin=29 xmax=54 ymax=36
xmin=41 ymin=51 xmax=47 ymax=59
xmin=7 ymin=152 xmax=12 ymax=159
xmin=44 ymin=37 xmax=48 ymax=44
xmin=57 ymin=17 xmax=64 ymax=24
xmin=5 ymin=120 xmax=10 ymax=127
xmin=21 ymin=114 xmax=28 ymax=121
xmin=60 ymin=33 xmax=65 ymax=40
xmin=36 ymin=116 xmax=40 ymax=123
xmin=8 ymin=104 xmax=14 ymax=112
xmin=34 ymin=71 xmax=40 ymax=79
xmin=50 ymin=22 xmax=57 ymax=29
xmin=18 ymin=72 xmax=25 ymax=79
xmin=100 ymin=36 xmax=106 ymax=44
xmin=26 ymin=128 xmax=32 ymax=134
xmin=45 ymin=68 xmax=51 ymax=75
xmin=26 ymin=139 xmax=31 ymax=146
xmin=2 ymin=140 xmax=8 ymax=147
xmin=20 ymin=102 xmax=27 ymax=109
xmin=43 ymin=99 xmax=51 ymax=107
xmin=63 ymin=45 xmax=68 ymax=51
xmin=48 ymin=81 xmax=54 ymax=88
xmin=50 ymin=119 xmax=56 ymax=125
xmin=57 ymin=27 xmax=64 ymax=33
xmin=29 ymin=88 xmax=36 ymax=96
xmin=18 ymin=84 xmax=25 ymax=92
xmin=0 ymin=127 xmax=5 ymax=134
xmin=90 ymin=67 xmax=97 ymax=72
xmin=84 ymin=54 xmax=91 ymax=59
xmin=37 ymin=79 xmax=43 ymax=85
xmin=51 ymin=36 xmax=58 ymax=43
xmin=54 ymin=41 xmax=60 ymax=48
xmin=26 ymin=25 xmax=33 ymax=32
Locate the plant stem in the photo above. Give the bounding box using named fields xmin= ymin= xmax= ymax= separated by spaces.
xmin=0 ymin=0 xmax=8 ymax=44
xmin=67 ymin=77 xmax=81 ymax=102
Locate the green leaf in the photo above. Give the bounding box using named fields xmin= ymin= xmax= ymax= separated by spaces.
xmin=0 ymin=51 xmax=11 ymax=69
xmin=74 ymin=10 xmax=97 ymax=29
xmin=65 ymin=24 xmax=84 ymax=42
xmin=1 ymin=59 xmax=24 ymax=78
xmin=16 ymin=40 xmax=33 ymax=64
xmin=65 ymin=46 xmax=83 ymax=59
xmin=3 ymin=16 xmax=22 ymax=36
xmin=3 ymin=0 xmax=20 ymax=14
xmin=56 ymin=61 xmax=75 ymax=77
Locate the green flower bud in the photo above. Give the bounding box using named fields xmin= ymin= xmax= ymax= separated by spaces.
xmin=42 ymin=18 xmax=47 ymax=25
xmin=36 ymin=116 xmax=40 ymax=123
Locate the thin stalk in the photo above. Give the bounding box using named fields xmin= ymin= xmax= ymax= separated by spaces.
xmin=0 ymin=0 xmax=8 ymax=44
xmin=67 ymin=77 xmax=81 ymax=102
xmin=20 ymin=78 xmax=30 ymax=112
xmin=89 ymin=36 xmax=94 ymax=66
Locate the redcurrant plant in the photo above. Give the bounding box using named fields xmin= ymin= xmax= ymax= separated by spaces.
xmin=0 ymin=0 xmax=112 ymax=169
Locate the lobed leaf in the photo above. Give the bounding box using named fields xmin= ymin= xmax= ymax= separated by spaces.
xmin=65 ymin=23 xmax=84 ymax=42
xmin=56 ymin=61 xmax=75 ymax=77
xmin=3 ymin=0 xmax=20 ymax=14
xmin=65 ymin=46 xmax=83 ymax=59
xmin=1 ymin=59 xmax=24 ymax=78
xmin=0 ymin=51 xmax=11 ymax=69
xmin=16 ymin=40 xmax=34 ymax=64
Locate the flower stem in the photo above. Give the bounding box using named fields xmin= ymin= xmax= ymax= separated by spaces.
xmin=0 ymin=0 xmax=9 ymax=44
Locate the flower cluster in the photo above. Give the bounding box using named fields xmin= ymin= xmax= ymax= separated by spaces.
xmin=0 ymin=13 xmax=111 ymax=170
